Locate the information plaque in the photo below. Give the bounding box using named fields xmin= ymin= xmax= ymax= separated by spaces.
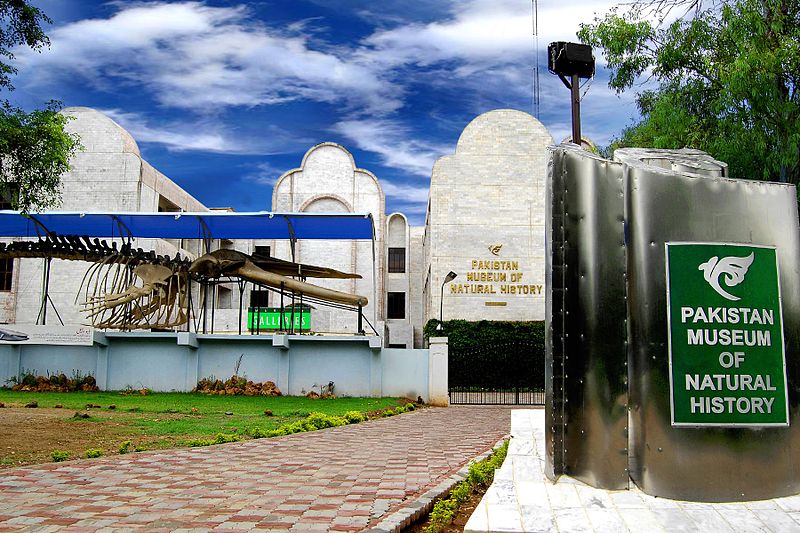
xmin=666 ymin=243 xmax=789 ymax=427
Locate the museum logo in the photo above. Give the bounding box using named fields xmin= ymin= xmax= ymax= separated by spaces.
xmin=698 ymin=252 xmax=754 ymax=301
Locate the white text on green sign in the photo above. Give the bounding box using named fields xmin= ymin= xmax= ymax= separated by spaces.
xmin=665 ymin=243 xmax=788 ymax=427
xmin=247 ymin=309 xmax=310 ymax=330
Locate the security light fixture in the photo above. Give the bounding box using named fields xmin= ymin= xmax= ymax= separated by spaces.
xmin=547 ymin=41 xmax=595 ymax=147
xmin=548 ymin=42 xmax=595 ymax=79
xmin=438 ymin=271 xmax=458 ymax=331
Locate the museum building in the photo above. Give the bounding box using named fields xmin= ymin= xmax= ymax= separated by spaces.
xmin=0 ymin=107 xmax=553 ymax=348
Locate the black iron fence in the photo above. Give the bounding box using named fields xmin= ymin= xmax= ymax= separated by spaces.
xmin=448 ymin=341 xmax=545 ymax=405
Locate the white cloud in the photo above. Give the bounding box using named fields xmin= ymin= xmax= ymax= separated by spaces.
xmin=360 ymin=0 xmax=620 ymax=71
xmin=334 ymin=119 xmax=450 ymax=177
xmin=19 ymin=0 xmax=639 ymax=174
xmin=243 ymin=161 xmax=286 ymax=186
xmin=380 ymin=180 xmax=430 ymax=203
xmin=102 ymin=108 xmax=267 ymax=153
xmin=19 ymin=2 xmax=400 ymax=114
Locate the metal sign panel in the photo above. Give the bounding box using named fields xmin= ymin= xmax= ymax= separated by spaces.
xmin=666 ymin=243 xmax=789 ymax=427
xmin=0 ymin=325 xmax=94 ymax=346
xmin=247 ymin=308 xmax=310 ymax=330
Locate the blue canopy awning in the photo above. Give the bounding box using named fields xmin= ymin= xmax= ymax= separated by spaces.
xmin=0 ymin=211 xmax=374 ymax=240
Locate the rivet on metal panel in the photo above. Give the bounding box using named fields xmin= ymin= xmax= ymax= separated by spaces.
xmin=658 ymin=447 xmax=663 ymax=452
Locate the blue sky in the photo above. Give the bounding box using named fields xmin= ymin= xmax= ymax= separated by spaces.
xmin=13 ymin=0 xmax=639 ymax=224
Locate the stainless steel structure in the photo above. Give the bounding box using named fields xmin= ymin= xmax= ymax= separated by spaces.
xmin=546 ymin=146 xmax=629 ymax=489
xmin=546 ymin=145 xmax=800 ymax=501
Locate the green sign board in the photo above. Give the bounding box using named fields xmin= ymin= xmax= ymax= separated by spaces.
xmin=666 ymin=243 xmax=788 ymax=427
xmin=247 ymin=308 xmax=311 ymax=330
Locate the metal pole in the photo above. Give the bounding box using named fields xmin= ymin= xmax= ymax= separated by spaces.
xmin=237 ymin=281 xmax=244 ymax=335
xmin=37 ymin=257 xmax=52 ymax=325
xmin=201 ymin=281 xmax=208 ymax=334
xmin=290 ymin=289 xmax=296 ymax=335
xmin=186 ymin=279 xmax=193 ymax=332
xmin=439 ymin=280 xmax=445 ymax=326
xmin=280 ymin=282 xmax=285 ymax=333
xmin=210 ymin=282 xmax=216 ymax=335
xmin=571 ymin=73 xmax=581 ymax=145
xmin=298 ymin=292 xmax=304 ymax=334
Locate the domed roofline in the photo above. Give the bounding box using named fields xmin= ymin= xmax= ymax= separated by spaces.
xmin=60 ymin=106 xmax=141 ymax=157
xmin=454 ymin=108 xmax=554 ymax=155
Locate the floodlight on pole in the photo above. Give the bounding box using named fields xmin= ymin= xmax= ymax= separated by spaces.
xmin=438 ymin=271 xmax=457 ymax=331
xmin=547 ymin=41 xmax=595 ymax=147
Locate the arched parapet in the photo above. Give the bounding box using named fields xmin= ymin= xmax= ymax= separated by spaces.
xmin=273 ymin=142 xmax=384 ymax=212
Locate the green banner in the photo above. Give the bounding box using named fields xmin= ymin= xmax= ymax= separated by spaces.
xmin=247 ymin=308 xmax=310 ymax=330
xmin=666 ymin=243 xmax=788 ymax=427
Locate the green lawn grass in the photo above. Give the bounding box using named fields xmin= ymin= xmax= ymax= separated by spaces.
xmin=0 ymin=390 xmax=412 ymax=467
xmin=0 ymin=390 xmax=402 ymax=439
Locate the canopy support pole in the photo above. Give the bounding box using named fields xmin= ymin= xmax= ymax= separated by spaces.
xmin=279 ymin=282 xmax=285 ymax=333
xmin=36 ymin=257 xmax=63 ymax=326
xmin=237 ymin=280 xmax=245 ymax=335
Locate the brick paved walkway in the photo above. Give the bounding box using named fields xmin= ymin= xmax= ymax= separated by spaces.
xmin=0 ymin=406 xmax=512 ymax=532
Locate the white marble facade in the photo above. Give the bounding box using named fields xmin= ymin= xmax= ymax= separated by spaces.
xmin=426 ymin=109 xmax=554 ymax=325
xmin=0 ymin=108 xmax=553 ymax=347
xmin=270 ymin=142 xmax=385 ymax=336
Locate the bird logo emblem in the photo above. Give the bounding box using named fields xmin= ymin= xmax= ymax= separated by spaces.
xmin=488 ymin=244 xmax=502 ymax=256
xmin=697 ymin=252 xmax=755 ymax=301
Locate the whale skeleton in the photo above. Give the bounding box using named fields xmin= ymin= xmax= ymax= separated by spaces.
xmin=0 ymin=236 xmax=368 ymax=330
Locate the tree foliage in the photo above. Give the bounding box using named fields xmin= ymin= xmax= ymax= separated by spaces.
xmin=578 ymin=0 xmax=800 ymax=185
xmin=0 ymin=1 xmax=80 ymax=211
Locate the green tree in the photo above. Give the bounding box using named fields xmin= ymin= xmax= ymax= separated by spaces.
xmin=578 ymin=0 xmax=800 ymax=185
xmin=0 ymin=1 xmax=80 ymax=212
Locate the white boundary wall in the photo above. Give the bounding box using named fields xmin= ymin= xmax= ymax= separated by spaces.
xmin=0 ymin=333 xmax=447 ymax=402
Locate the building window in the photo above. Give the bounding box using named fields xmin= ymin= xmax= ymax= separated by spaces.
xmin=387 ymin=292 xmax=405 ymax=319
xmin=388 ymin=247 xmax=406 ymax=273
xmin=217 ymin=286 xmax=233 ymax=309
xmin=0 ymin=258 xmax=12 ymax=291
xmin=250 ymin=290 xmax=269 ymax=308
xmin=254 ymin=245 xmax=271 ymax=257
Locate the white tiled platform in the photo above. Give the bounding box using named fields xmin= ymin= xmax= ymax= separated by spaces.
xmin=465 ymin=409 xmax=800 ymax=532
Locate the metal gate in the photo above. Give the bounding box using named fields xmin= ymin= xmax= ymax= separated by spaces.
xmin=448 ymin=341 xmax=544 ymax=405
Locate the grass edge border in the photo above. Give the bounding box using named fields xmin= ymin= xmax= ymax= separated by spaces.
xmin=367 ymin=436 xmax=509 ymax=533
